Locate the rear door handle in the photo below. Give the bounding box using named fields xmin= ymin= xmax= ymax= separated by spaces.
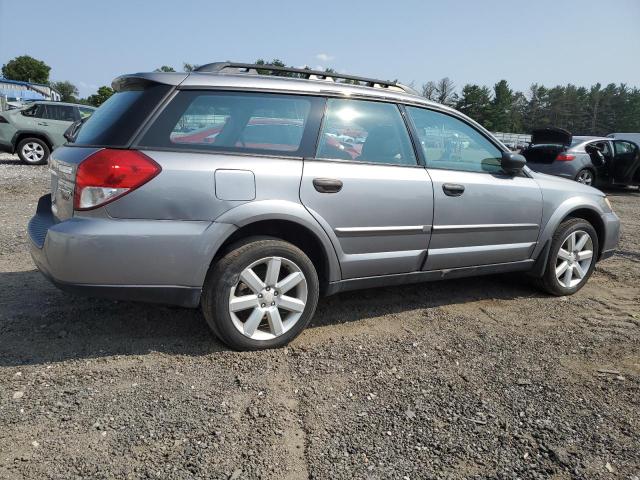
xmin=313 ymin=178 xmax=343 ymax=193
xmin=37 ymin=122 xmax=49 ymax=126
xmin=442 ymin=183 xmax=465 ymax=196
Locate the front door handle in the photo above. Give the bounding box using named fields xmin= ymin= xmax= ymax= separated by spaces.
xmin=37 ymin=122 xmax=49 ymax=126
xmin=442 ymin=183 xmax=465 ymax=196
xmin=313 ymin=178 xmax=343 ymax=193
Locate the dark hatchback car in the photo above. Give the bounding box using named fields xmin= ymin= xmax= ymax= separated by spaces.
xmin=522 ymin=127 xmax=640 ymax=187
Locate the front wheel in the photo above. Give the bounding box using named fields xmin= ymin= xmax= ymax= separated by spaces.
xmin=537 ymin=218 xmax=599 ymax=296
xmin=575 ymin=168 xmax=595 ymax=186
xmin=201 ymin=238 xmax=319 ymax=350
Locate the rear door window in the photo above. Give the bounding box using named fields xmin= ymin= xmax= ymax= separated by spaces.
xmin=315 ymin=98 xmax=417 ymax=166
xmin=614 ymin=140 xmax=636 ymax=155
xmin=42 ymin=105 xmax=77 ymax=121
xmin=140 ymin=91 xmax=321 ymax=157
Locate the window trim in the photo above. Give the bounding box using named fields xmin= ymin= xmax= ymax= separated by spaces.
xmin=312 ymin=97 xmax=420 ymax=168
xmin=134 ymin=89 xmax=325 ymax=158
xmin=403 ymin=104 xmax=513 ymax=176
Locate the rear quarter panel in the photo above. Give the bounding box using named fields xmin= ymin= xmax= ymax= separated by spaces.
xmin=105 ymin=151 xmax=304 ymax=221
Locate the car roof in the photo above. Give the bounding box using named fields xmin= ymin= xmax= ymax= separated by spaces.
xmin=113 ymin=71 xmax=454 ymax=113
xmin=573 ymin=135 xmax=610 ymax=143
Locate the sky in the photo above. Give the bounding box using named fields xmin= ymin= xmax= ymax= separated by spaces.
xmin=1 ymin=0 xmax=639 ymax=98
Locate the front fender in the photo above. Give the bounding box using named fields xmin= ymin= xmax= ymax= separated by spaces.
xmin=215 ymin=199 xmax=342 ymax=282
xmin=533 ymin=195 xmax=606 ymax=260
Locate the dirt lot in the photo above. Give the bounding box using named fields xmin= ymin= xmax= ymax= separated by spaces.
xmin=0 ymin=153 xmax=638 ymax=479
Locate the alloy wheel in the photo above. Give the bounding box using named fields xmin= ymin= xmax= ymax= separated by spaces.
xmin=576 ymin=170 xmax=593 ymax=185
xmin=228 ymin=256 xmax=307 ymax=340
xmin=22 ymin=142 xmax=45 ymax=163
xmin=555 ymin=230 xmax=594 ymax=288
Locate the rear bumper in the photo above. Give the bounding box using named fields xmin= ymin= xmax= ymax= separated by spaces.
xmin=28 ymin=194 xmax=237 ymax=308
xmin=599 ymin=211 xmax=621 ymax=260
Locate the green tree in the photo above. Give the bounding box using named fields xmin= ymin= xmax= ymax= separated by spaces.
xmin=490 ymin=80 xmax=515 ymax=131
xmin=50 ymin=80 xmax=79 ymax=103
xmin=155 ymin=65 xmax=176 ymax=72
xmin=1 ymin=55 xmax=51 ymax=84
xmin=86 ymin=86 xmax=114 ymax=107
xmin=456 ymin=84 xmax=493 ymax=128
xmin=183 ymin=63 xmax=199 ymax=72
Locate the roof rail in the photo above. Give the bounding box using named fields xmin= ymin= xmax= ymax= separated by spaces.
xmin=193 ymin=62 xmax=419 ymax=96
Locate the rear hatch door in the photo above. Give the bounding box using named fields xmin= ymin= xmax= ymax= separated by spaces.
xmin=530 ymin=127 xmax=572 ymax=146
xmin=524 ymin=127 xmax=572 ymax=164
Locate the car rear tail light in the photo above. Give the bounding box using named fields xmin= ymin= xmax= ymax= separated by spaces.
xmin=0 ymin=115 xmax=8 ymax=123
xmin=74 ymin=149 xmax=161 ymax=210
xmin=556 ymin=153 xmax=575 ymax=161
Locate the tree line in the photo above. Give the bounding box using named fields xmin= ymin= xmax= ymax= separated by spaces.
xmin=423 ymin=77 xmax=640 ymax=136
xmin=2 ymin=55 xmax=639 ymax=135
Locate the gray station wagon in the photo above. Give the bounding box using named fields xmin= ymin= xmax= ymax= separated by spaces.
xmin=28 ymin=63 xmax=620 ymax=350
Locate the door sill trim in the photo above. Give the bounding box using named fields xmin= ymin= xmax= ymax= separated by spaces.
xmin=325 ymin=259 xmax=534 ymax=296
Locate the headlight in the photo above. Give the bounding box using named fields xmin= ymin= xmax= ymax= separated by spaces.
xmin=603 ymin=196 xmax=613 ymax=212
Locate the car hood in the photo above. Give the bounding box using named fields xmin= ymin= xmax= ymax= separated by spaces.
xmin=528 ymin=169 xmax=605 ymax=197
xmin=531 ymin=127 xmax=572 ymax=146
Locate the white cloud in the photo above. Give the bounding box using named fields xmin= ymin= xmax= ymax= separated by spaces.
xmin=315 ymin=53 xmax=334 ymax=62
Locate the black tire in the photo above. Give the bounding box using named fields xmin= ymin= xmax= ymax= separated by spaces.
xmin=201 ymin=237 xmax=319 ymax=350
xmin=575 ymin=168 xmax=595 ymax=186
xmin=17 ymin=137 xmax=50 ymax=165
xmin=537 ymin=218 xmax=599 ymax=296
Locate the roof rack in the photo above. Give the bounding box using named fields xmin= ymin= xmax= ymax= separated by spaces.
xmin=193 ymin=62 xmax=419 ymax=96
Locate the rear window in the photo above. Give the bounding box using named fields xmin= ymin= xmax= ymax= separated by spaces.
xmin=139 ymin=91 xmax=319 ymax=157
xmin=73 ymin=84 xmax=171 ymax=147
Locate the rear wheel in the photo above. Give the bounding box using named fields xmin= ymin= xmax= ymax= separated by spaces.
xmin=17 ymin=138 xmax=50 ymax=165
xmin=575 ymin=168 xmax=595 ymax=186
xmin=201 ymin=238 xmax=319 ymax=350
xmin=537 ymin=218 xmax=598 ymax=296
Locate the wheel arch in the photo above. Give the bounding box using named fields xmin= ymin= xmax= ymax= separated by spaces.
xmin=14 ymin=130 xmax=55 ymax=151
xmin=210 ymin=201 xmax=342 ymax=289
xmin=532 ymin=202 xmax=606 ymax=277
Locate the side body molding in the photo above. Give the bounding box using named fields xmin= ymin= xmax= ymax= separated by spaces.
xmin=214 ymin=199 xmax=342 ymax=282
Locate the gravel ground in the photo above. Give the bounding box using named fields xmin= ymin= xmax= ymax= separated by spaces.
xmin=0 ymin=152 xmax=638 ymax=479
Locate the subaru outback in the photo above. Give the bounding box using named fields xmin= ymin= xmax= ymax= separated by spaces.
xmin=28 ymin=63 xmax=620 ymax=350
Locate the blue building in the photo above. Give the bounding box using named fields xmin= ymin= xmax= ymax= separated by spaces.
xmin=0 ymin=78 xmax=61 ymax=107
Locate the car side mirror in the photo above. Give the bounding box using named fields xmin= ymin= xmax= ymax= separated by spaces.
xmin=501 ymin=151 xmax=526 ymax=174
